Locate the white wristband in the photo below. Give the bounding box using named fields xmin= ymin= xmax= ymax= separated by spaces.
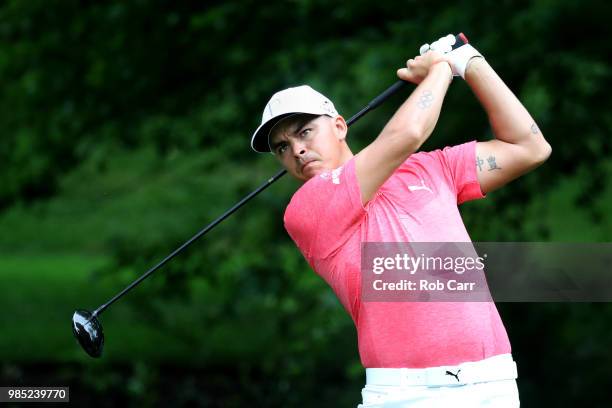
xmin=447 ymin=44 xmax=483 ymax=79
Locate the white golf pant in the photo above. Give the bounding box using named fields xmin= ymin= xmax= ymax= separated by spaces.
xmin=358 ymin=353 xmax=520 ymax=408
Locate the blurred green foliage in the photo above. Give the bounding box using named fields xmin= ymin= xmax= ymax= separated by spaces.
xmin=1 ymin=0 xmax=611 ymax=406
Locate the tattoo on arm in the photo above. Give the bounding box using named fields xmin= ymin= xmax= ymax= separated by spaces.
xmin=487 ymin=155 xmax=502 ymax=171
xmin=531 ymin=123 xmax=540 ymax=134
xmin=417 ymin=90 xmax=434 ymax=109
xmin=476 ymin=156 xmax=484 ymax=172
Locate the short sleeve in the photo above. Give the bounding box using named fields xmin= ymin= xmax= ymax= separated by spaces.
xmin=440 ymin=140 xmax=486 ymax=204
xmin=284 ymin=158 xmax=366 ymax=260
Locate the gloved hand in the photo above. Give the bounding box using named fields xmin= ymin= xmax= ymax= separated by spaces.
xmin=419 ymin=33 xmax=483 ymax=79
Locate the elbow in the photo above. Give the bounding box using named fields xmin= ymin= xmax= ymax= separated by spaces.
xmin=537 ymin=139 xmax=552 ymax=163
xmin=405 ymin=124 xmax=430 ymax=151
xmin=406 ymin=126 xmax=426 ymax=148
xmin=383 ymin=126 xmax=424 ymax=152
xmin=531 ymin=138 xmax=552 ymax=166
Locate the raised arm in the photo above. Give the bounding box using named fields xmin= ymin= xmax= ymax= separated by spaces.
xmin=466 ymin=58 xmax=552 ymax=194
xmin=355 ymin=51 xmax=453 ymax=204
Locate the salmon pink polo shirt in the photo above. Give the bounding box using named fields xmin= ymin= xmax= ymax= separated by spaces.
xmin=283 ymin=140 xmax=511 ymax=368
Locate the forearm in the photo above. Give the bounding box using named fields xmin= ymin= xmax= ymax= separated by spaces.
xmin=381 ymin=62 xmax=453 ymax=156
xmin=465 ymin=58 xmax=548 ymax=148
xmin=355 ymin=61 xmax=453 ymax=203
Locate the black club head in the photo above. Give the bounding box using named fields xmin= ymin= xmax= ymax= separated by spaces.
xmin=72 ymin=310 xmax=104 ymax=358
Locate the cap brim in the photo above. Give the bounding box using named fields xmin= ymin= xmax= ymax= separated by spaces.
xmin=250 ymin=113 xmax=298 ymax=153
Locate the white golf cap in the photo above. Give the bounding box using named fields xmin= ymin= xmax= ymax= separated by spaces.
xmin=251 ymin=85 xmax=338 ymax=153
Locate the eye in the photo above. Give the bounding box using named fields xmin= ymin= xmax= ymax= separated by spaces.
xmin=300 ymin=128 xmax=312 ymax=137
xmin=276 ymin=142 xmax=288 ymax=155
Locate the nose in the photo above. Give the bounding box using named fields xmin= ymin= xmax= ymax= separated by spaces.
xmin=291 ymin=140 xmax=307 ymax=158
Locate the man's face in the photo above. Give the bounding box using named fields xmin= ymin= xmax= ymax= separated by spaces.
xmin=269 ymin=114 xmax=349 ymax=182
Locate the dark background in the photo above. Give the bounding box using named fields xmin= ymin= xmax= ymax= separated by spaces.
xmin=1 ymin=0 xmax=611 ymax=406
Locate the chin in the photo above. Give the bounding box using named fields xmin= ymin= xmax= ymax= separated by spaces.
xmin=301 ymin=166 xmax=326 ymax=181
xmin=299 ymin=173 xmax=316 ymax=182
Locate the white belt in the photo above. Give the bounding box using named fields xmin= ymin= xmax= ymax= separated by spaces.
xmin=366 ymin=354 xmax=518 ymax=387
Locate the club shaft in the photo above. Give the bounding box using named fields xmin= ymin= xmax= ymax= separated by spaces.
xmin=92 ymin=79 xmax=409 ymax=317
xmin=93 ymin=168 xmax=287 ymax=316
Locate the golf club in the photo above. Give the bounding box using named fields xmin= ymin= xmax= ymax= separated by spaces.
xmin=72 ymin=33 xmax=469 ymax=358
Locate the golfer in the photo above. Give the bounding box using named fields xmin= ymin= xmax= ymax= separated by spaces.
xmin=251 ymin=34 xmax=551 ymax=407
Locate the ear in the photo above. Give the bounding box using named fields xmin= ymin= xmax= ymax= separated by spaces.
xmin=332 ymin=115 xmax=348 ymax=142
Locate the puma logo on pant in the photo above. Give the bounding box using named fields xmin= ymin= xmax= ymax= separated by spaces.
xmin=445 ymin=369 xmax=461 ymax=382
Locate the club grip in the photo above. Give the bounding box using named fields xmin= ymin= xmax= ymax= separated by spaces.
xmin=454 ymin=32 xmax=469 ymax=49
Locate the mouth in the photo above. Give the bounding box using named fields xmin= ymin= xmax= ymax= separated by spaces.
xmin=301 ymin=159 xmax=318 ymax=174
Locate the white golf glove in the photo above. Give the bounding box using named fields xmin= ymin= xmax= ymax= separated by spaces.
xmin=419 ymin=33 xmax=483 ymax=79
